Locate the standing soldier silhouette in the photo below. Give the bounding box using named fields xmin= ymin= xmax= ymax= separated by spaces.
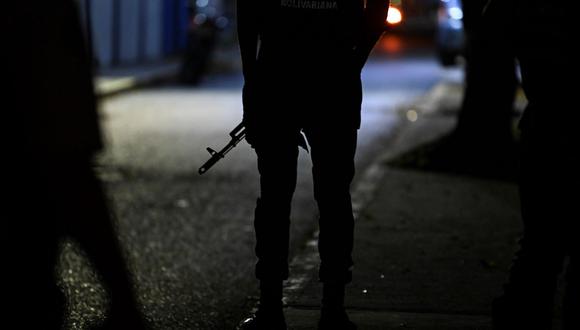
xmin=237 ymin=0 xmax=388 ymax=329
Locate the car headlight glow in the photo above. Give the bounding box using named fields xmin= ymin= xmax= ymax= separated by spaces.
xmin=386 ymin=6 xmax=403 ymax=25
xmin=448 ymin=7 xmax=463 ymax=20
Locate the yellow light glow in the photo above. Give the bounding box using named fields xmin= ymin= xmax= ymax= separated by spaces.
xmin=406 ymin=109 xmax=418 ymax=122
xmin=387 ymin=6 xmax=403 ymax=25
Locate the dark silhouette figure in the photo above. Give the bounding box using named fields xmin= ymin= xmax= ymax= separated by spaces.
xmin=454 ymin=0 xmax=518 ymax=149
xmin=388 ymin=0 xmax=519 ymax=181
xmin=440 ymin=0 xmax=518 ymax=181
xmin=5 ymin=1 xmax=146 ymax=329
xmin=236 ymin=1 xmax=388 ymax=329
xmin=486 ymin=1 xmax=578 ymax=329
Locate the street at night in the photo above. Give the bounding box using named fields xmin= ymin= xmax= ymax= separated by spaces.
xmin=58 ymin=42 xmax=462 ymax=329
xmin=10 ymin=0 xmax=576 ymax=329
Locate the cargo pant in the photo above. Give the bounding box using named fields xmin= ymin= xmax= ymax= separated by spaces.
xmin=253 ymin=125 xmax=357 ymax=284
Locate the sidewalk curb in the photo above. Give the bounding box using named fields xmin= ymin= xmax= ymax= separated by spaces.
xmin=94 ymin=60 xmax=181 ymax=98
xmin=93 ymin=43 xmax=241 ymax=99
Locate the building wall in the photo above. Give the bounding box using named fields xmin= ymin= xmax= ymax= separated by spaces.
xmin=84 ymin=0 xmax=114 ymax=67
xmin=145 ymin=0 xmax=164 ymax=61
xmin=119 ymin=0 xmax=140 ymax=64
xmin=79 ymin=0 xmax=186 ymax=69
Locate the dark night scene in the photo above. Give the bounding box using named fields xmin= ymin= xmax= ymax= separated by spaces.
xmin=4 ymin=0 xmax=576 ymax=329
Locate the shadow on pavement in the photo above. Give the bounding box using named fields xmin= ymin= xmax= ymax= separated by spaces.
xmin=386 ymin=125 xmax=520 ymax=183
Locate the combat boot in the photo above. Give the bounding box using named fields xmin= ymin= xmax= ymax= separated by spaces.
xmin=318 ymin=283 xmax=356 ymax=330
xmin=238 ymin=280 xmax=286 ymax=330
xmin=238 ymin=307 xmax=287 ymax=330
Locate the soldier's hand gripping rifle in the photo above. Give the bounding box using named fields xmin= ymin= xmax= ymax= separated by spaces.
xmin=198 ymin=122 xmax=246 ymax=175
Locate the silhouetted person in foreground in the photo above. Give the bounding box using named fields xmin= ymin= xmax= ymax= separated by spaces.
xmin=237 ymin=1 xmax=388 ymax=329
xmin=485 ymin=1 xmax=578 ymax=329
xmin=395 ymin=0 xmax=519 ymax=181
xmin=6 ymin=1 xmax=146 ymax=329
xmin=454 ymin=0 xmax=518 ymax=151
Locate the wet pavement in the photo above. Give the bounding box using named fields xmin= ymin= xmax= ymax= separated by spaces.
xmin=58 ymin=48 xmax=462 ymax=329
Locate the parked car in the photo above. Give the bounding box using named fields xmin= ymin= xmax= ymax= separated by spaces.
xmin=436 ymin=0 xmax=465 ymax=66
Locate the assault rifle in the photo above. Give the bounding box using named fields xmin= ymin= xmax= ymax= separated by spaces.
xmin=198 ymin=122 xmax=246 ymax=175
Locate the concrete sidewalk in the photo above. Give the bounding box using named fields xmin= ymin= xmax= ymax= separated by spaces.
xmin=279 ymin=82 xmax=535 ymax=329
xmin=94 ymin=41 xmax=241 ymax=98
xmin=94 ymin=58 xmax=182 ymax=97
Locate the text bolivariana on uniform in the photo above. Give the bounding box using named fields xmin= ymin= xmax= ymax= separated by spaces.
xmin=280 ymin=0 xmax=338 ymax=10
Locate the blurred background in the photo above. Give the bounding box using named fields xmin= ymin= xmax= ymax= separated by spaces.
xmin=81 ymin=0 xmax=464 ymax=87
xmin=59 ymin=1 xmax=526 ymax=329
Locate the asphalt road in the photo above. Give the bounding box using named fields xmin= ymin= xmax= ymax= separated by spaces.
xmin=58 ymin=47 xmax=462 ymax=329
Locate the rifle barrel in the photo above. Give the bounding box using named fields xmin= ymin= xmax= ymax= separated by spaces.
xmin=198 ymin=153 xmax=223 ymax=174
